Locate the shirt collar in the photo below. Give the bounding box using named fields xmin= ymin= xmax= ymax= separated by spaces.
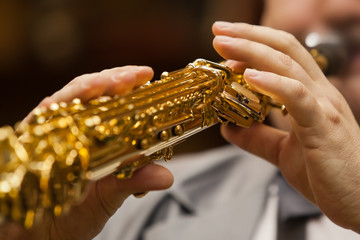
xmin=275 ymin=173 xmax=322 ymax=222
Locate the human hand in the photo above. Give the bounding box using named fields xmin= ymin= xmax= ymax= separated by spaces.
xmin=212 ymin=21 xmax=360 ymax=232
xmin=1 ymin=66 xmax=173 ymax=240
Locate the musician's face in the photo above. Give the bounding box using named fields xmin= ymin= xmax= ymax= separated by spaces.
xmin=263 ymin=0 xmax=360 ymax=39
xmin=263 ymin=0 xmax=360 ymax=124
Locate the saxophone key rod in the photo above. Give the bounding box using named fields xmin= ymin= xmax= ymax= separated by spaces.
xmin=0 ymin=37 xmax=341 ymax=227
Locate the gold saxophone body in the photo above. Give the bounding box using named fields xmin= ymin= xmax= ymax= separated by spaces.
xmin=0 ymin=59 xmax=281 ymax=228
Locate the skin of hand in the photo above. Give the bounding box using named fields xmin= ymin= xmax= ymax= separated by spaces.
xmin=212 ymin=21 xmax=360 ymax=232
xmin=1 ymin=66 xmax=174 ymax=240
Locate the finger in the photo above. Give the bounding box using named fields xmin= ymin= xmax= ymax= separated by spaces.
xmin=100 ymin=66 xmax=153 ymax=95
xmin=213 ymin=35 xmax=314 ymax=87
xmin=53 ymin=164 xmax=173 ymax=240
xmin=51 ymin=73 xmax=105 ymax=103
xmin=221 ymin=123 xmax=287 ymax=166
xmin=213 ymin=22 xmax=325 ymax=81
xmin=221 ymin=123 xmax=316 ymax=202
xmin=114 ymin=163 xmax=174 ymax=194
xmin=243 ymin=68 xmax=323 ymax=129
xmin=50 ymin=66 xmax=153 ymax=103
xmin=224 ymin=60 xmax=249 ymax=73
xmin=94 ymin=163 xmax=173 ymax=217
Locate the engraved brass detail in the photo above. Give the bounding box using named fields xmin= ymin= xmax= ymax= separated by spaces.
xmin=0 ymin=59 xmax=277 ymax=227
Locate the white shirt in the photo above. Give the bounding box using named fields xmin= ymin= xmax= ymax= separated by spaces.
xmin=94 ymin=145 xmax=360 ymax=240
xmin=253 ymin=184 xmax=360 ymax=240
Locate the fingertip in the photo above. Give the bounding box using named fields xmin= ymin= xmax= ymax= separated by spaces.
xmin=220 ymin=123 xmax=266 ymax=151
xmin=225 ymin=60 xmax=248 ymax=73
xmin=135 ymin=164 xmax=174 ymax=190
xmin=136 ymin=66 xmax=154 ymax=76
xmin=212 ymin=21 xmax=233 ymax=35
xmin=220 ymin=123 xmax=243 ymax=144
xmin=134 ymin=66 xmax=154 ymax=85
xmin=213 ymin=35 xmax=233 ymax=47
xmin=103 ymin=66 xmax=154 ymax=95
xmin=116 ymin=164 xmax=174 ymax=194
xmin=243 ymin=68 xmax=273 ymax=96
xmin=212 ymin=21 xmax=222 ymax=36
xmin=213 ymin=35 xmax=239 ymax=61
xmin=243 ymin=68 xmax=262 ymax=84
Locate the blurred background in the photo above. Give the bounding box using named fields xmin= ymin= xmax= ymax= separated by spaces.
xmin=0 ymin=0 xmax=262 ymax=151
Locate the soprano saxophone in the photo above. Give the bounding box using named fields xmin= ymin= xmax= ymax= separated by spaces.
xmin=0 ymin=59 xmax=281 ymax=228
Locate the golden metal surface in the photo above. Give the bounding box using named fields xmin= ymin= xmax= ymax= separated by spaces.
xmin=0 ymin=59 xmax=278 ymax=227
xmin=310 ymin=49 xmax=329 ymax=73
xmin=133 ymin=191 xmax=149 ymax=198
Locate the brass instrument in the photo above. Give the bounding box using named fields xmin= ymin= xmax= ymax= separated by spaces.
xmin=0 ymin=59 xmax=281 ymax=228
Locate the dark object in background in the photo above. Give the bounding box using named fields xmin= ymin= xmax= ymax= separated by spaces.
xmin=0 ymin=0 xmax=209 ymax=126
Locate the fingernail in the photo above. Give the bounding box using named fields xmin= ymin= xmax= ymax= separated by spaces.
xmin=215 ymin=35 xmax=233 ymax=44
xmin=214 ymin=21 xmax=233 ymax=29
xmin=134 ymin=66 xmax=154 ymax=82
xmin=244 ymin=68 xmax=260 ymax=78
xmin=131 ymin=66 xmax=148 ymax=73
xmin=136 ymin=66 xmax=151 ymax=71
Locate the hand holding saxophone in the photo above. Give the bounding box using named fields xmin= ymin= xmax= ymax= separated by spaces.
xmin=2 ymin=21 xmax=360 ymax=239
xmin=213 ymin=21 xmax=360 ymax=233
xmin=0 ymin=66 xmax=173 ymax=240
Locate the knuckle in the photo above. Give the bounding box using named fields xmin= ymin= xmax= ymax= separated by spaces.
xmin=67 ymin=77 xmax=79 ymax=86
xmin=246 ymin=23 xmax=255 ymax=32
xmin=99 ymin=69 xmax=110 ymax=78
xmin=70 ymin=73 xmax=91 ymax=85
xmin=320 ymin=102 xmax=342 ymax=125
xmin=328 ymin=112 xmax=341 ymax=125
xmin=50 ymin=89 xmax=62 ymax=99
xmin=280 ymin=30 xmax=298 ymax=46
xmin=99 ymin=66 xmax=132 ymax=79
xmin=292 ymin=82 xmax=308 ymax=100
xmin=324 ymin=98 xmax=344 ymax=124
xmin=39 ymin=96 xmax=54 ymax=107
xmin=42 ymin=96 xmax=52 ymax=102
xmin=279 ymin=52 xmax=293 ymax=68
xmin=332 ymin=92 xmax=347 ymax=113
xmin=279 ymin=31 xmax=303 ymax=54
xmin=95 ymin=181 xmax=114 ymax=217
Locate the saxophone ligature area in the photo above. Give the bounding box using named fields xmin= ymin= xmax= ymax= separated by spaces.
xmin=0 ymin=59 xmax=281 ymax=228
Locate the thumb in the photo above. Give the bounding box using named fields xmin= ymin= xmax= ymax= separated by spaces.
xmin=94 ymin=163 xmax=174 ymax=217
xmin=220 ymin=123 xmax=287 ymax=167
xmin=53 ymin=164 xmax=173 ymax=239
